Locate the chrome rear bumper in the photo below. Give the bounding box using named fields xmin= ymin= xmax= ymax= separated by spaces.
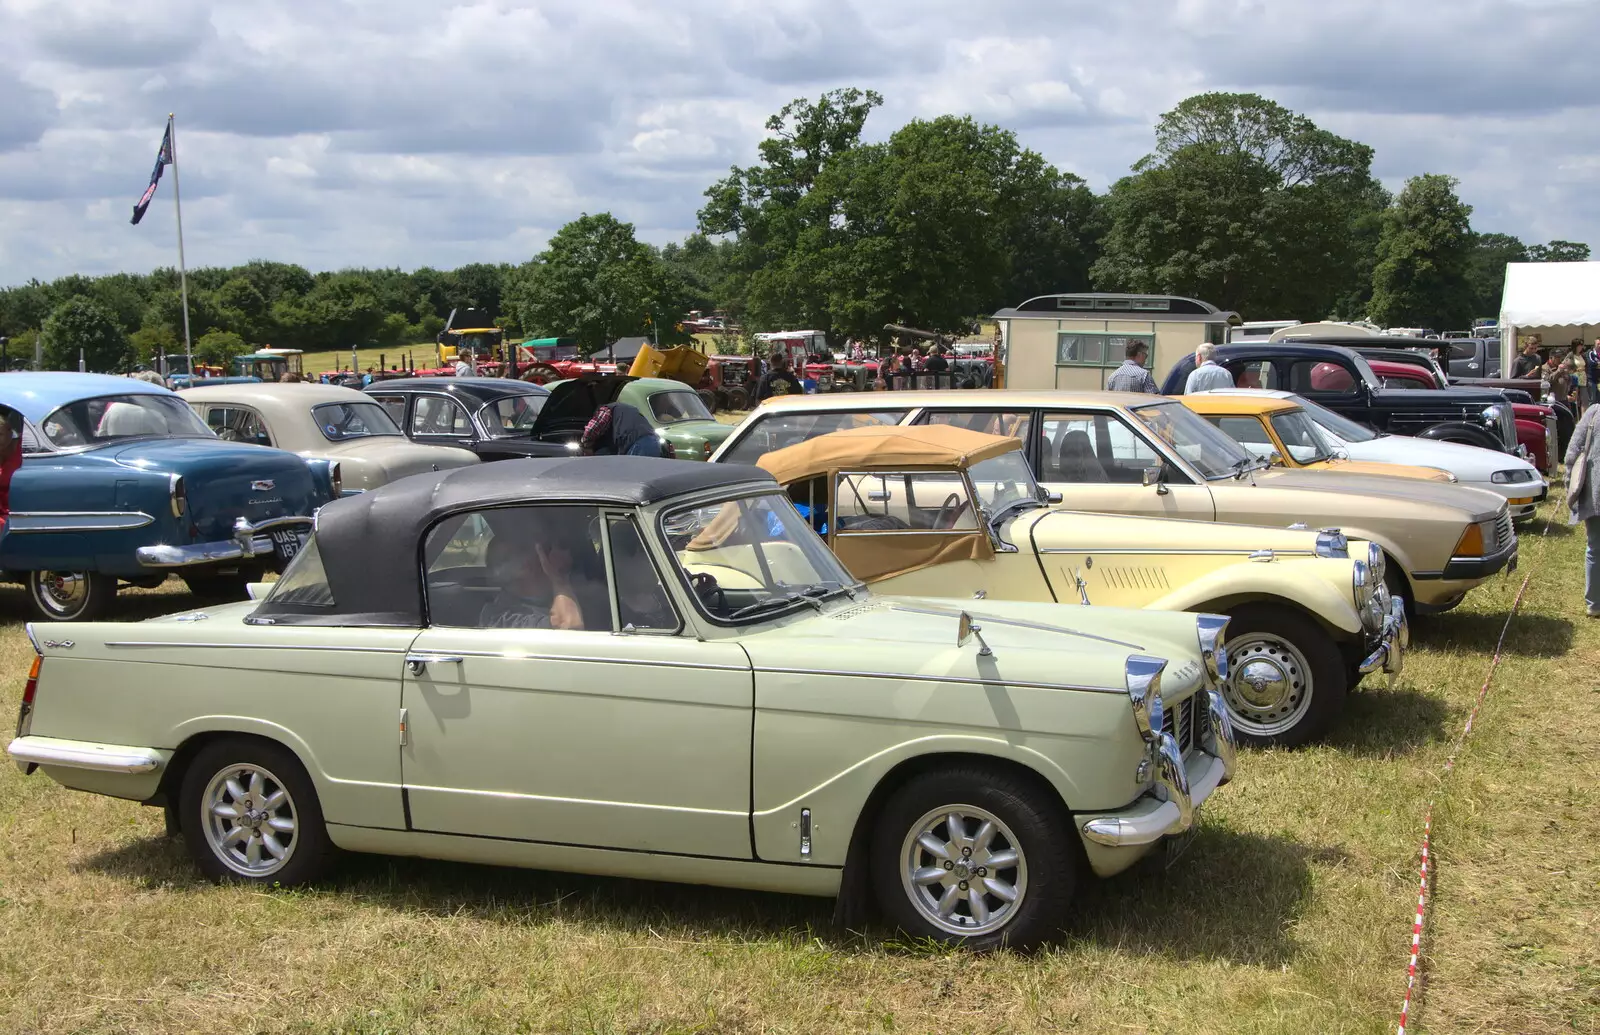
xmin=135 ymin=515 xmax=312 ymax=569
xmin=8 ymin=735 xmax=167 ymax=774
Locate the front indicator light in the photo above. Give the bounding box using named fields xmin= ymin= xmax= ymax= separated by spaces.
xmin=1508 ymin=496 xmax=1534 ymax=505
xmin=1452 ymin=523 xmax=1485 ymax=557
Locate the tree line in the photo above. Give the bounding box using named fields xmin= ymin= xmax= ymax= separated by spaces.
xmin=0 ymin=89 xmax=1589 ymax=371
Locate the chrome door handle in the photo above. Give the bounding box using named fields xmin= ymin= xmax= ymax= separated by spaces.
xmin=406 ymin=653 xmax=465 ymax=676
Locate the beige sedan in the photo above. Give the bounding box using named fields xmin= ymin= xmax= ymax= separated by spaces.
xmin=182 ymin=383 xmax=479 ymax=493
xmin=712 ymin=390 xmax=1518 ymax=616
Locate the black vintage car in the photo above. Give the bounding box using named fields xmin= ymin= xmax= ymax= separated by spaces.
xmin=1161 ymin=342 xmax=1519 ymax=454
xmin=364 ymin=377 xmax=563 ymax=461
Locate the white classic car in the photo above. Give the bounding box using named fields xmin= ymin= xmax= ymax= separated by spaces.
xmin=1203 ymin=388 xmax=1549 ymax=519
xmin=181 ymin=383 xmax=479 ymax=493
xmin=8 ymin=458 xmax=1235 ymax=950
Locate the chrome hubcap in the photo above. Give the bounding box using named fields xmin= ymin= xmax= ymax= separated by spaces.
xmin=35 ymin=572 xmax=88 ymax=616
xmin=901 ymin=805 xmax=1027 ymax=936
xmin=201 ymin=763 xmax=298 ymax=877
xmin=1222 ymin=632 xmax=1312 ymax=737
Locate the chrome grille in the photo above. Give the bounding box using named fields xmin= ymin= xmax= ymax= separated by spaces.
xmin=1495 ymin=510 xmax=1514 ymax=552
xmin=1160 ymin=695 xmax=1199 ymax=757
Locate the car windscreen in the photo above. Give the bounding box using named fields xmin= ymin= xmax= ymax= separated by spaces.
xmin=967 ymin=451 xmax=1044 ymax=516
xmin=661 ymin=491 xmax=861 ymax=625
xmin=478 ymin=394 xmax=547 ymax=438
xmin=649 ymin=389 xmax=714 ymax=425
xmin=1127 ymin=400 xmax=1254 ymax=480
xmin=1295 ymin=395 xmax=1379 ymax=442
xmin=1269 ymin=410 xmax=1334 ymax=463
xmin=39 ymin=393 xmax=215 ymax=449
xmin=312 ymin=401 xmax=404 ymax=441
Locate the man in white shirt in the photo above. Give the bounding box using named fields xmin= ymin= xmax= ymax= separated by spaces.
xmin=1184 ymin=343 xmax=1235 ymax=393
xmin=453 ymin=354 xmax=477 ymax=377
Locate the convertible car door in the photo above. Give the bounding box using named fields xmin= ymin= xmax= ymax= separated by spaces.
xmin=399 ymin=506 xmax=755 ymax=860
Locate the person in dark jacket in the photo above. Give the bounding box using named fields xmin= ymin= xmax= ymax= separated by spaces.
xmin=755 ymin=351 xmax=804 ymax=401
xmin=923 ymin=346 xmax=949 ymax=375
xmin=579 ymin=403 xmax=667 ymax=457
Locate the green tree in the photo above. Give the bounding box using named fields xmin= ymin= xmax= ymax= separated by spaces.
xmin=1466 ymin=232 xmax=1528 ymax=318
xmin=41 ymin=298 xmax=132 ymax=371
xmin=1092 ymin=92 xmax=1383 ymax=319
xmin=450 ymin=262 xmax=510 ymax=318
xmin=508 ymin=213 xmax=659 ymax=356
xmin=1528 ymin=239 xmax=1591 ymax=262
xmin=130 ymin=323 xmax=178 ymax=365
xmin=194 ymin=329 xmax=248 ymax=367
xmin=1368 ymin=174 xmax=1476 ymax=330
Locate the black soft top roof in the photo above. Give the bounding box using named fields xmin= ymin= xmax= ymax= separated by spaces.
xmin=251 ymin=456 xmax=775 ymax=626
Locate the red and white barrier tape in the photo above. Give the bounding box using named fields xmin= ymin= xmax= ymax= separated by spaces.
xmin=1396 ymin=571 xmax=1532 ymax=1035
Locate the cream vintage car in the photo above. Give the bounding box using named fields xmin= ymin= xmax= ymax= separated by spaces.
xmin=754 ymin=423 xmax=1405 ymax=748
xmin=712 ymin=390 xmax=1518 ymax=616
xmin=181 ymin=383 xmax=479 ymax=493
xmin=8 ymin=458 xmax=1235 ymax=950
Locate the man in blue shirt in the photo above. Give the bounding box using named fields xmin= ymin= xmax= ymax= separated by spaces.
xmin=1184 ymin=344 xmax=1235 ymax=393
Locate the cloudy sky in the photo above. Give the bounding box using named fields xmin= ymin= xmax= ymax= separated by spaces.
xmin=0 ymin=0 xmax=1594 ymax=287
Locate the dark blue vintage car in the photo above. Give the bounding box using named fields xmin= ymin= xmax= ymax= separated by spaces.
xmin=0 ymin=374 xmax=337 ymax=622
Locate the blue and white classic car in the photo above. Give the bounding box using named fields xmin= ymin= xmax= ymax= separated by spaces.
xmin=0 ymin=374 xmax=337 ymax=622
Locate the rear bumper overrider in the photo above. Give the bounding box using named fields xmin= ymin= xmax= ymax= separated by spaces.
xmin=134 ymin=515 xmax=313 ymax=569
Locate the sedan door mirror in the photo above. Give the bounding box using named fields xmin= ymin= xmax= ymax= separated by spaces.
xmin=1141 ymin=466 xmax=1170 ymax=495
xmin=1267 ymin=450 xmax=1286 ymax=467
xmin=1044 ymin=490 xmax=1063 ymax=504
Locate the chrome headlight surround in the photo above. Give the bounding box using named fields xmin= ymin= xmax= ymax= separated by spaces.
xmin=1362 ymin=580 xmax=1391 ymax=633
xmin=1479 ymin=404 xmax=1501 ymax=426
xmin=1124 ymin=655 xmax=1166 ymax=743
xmin=1352 ymin=559 xmax=1373 ymax=608
xmin=1366 ymin=542 xmax=1385 ymax=583
xmin=1194 ymin=614 xmax=1230 ymax=686
xmin=1315 ymin=527 xmax=1348 ymax=558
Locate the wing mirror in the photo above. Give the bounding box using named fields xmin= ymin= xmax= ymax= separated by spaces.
xmin=1142 ymin=466 xmax=1170 ymax=495
xmin=957 ymin=611 xmax=993 ymax=657
xmin=1044 ymin=490 xmax=1063 ymax=504
xmin=1267 ymin=450 xmax=1285 ymax=467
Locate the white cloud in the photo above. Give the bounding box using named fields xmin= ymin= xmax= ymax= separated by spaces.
xmin=0 ymin=0 xmax=1595 ymax=284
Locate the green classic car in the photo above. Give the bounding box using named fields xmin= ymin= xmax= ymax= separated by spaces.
xmin=9 ymin=457 xmax=1235 ymax=950
xmin=546 ymin=375 xmax=734 ymax=460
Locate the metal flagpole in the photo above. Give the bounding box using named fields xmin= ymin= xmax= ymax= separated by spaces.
xmin=167 ymin=114 xmax=194 ymax=374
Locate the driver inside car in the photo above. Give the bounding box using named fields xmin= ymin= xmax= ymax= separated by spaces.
xmin=479 ymin=532 xmax=585 ymax=631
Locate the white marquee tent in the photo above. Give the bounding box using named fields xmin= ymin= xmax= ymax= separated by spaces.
xmin=1499 ymin=261 xmax=1600 ymax=369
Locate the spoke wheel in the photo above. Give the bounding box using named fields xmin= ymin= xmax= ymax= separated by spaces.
xmin=27 ymin=570 xmax=115 ymax=622
xmin=900 ymin=805 xmax=1027 ymax=937
xmin=1220 ymin=604 xmax=1346 ymax=748
xmin=180 ymin=738 xmax=334 ymax=885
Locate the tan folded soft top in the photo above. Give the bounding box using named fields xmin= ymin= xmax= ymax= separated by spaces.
xmin=755 ymin=423 xmax=1022 ymax=484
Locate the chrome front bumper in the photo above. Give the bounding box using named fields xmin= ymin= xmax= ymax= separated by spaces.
xmin=135 ymin=516 xmax=313 ymax=569
xmin=1080 ymin=688 xmax=1237 ymax=848
xmin=1358 ymin=597 xmax=1409 ymax=676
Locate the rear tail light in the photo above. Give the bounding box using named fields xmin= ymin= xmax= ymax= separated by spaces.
xmin=329 ymin=461 xmax=343 ymax=498
xmin=169 ymin=474 xmax=187 ymax=517
xmin=16 ymin=652 xmax=41 ymax=738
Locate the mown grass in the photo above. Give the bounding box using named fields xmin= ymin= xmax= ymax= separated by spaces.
xmin=0 ymin=503 xmax=1595 ymax=1034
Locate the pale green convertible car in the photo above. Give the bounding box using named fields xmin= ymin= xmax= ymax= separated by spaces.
xmin=7 ymin=457 xmax=1236 ymax=949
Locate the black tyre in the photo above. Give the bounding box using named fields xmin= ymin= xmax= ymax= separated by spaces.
xmin=723 ymin=387 xmax=748 ymax=412
xmin=179 ymin=737 xmax=334 ymax=885
xmin=1220 ymin=604 xmax=1347 ymax=749
xmin=696 ymin=388 xmax=717 ymax=412
xmin=27 ymin=570 xmax=116 ymax=622
xmin=870 ymin=766 xmax=1078 ymax=951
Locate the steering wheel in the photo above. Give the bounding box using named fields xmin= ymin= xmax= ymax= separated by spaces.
xmin=934 ymin=492 xmax=971 ymax=530
xmin=689 ymin=571 xmax=727 ymax=615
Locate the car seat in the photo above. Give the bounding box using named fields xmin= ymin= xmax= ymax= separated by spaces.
xmin=1308 ymin=362 xmax=1354 ymax=391
xmin=1056 ymin=429 xmax=1108 ymax=482
xmin=96 ymin=401 xmax=167 ymax=437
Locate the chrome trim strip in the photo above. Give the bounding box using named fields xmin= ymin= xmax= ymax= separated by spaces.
xmin=7 ymin=737 xmax=163 ymax=774
xmin=404 ymin=783 xmax=746 ymax=817
xmin=883 ymin=601 xmax=1144 ymax=650
xmin=755 ymin=665 xmax=1123 ymax=695
xmin=105 ymin=641 xmax=409 ymax=654
xmin=99 ymin=641 xmax=751 ymax=673
xmin=6 ymin=511 xmax=156 ymax=533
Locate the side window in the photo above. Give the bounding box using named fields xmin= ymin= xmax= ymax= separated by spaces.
xmin=1038 ymin=412 xmax=1176 ymax=484
xmin=412 ymin=395 xmax=471 ymax=436
xmin=719 ymin=410 xmax=908 ymax=465
xmin=606 ymin=516 xmax=680 ymax=633
xmin=1287 ymin=359 xmax=1360 ymax=395
xmin=1209 ymin=416 xmax=1275 ymax=457
xmin=1222 ymin=360 xmax=1274 ymax=390
xmin=920 ymin=410 xmax=1033 ymax=445
xmin=372 ymin=395 xmax=408 ymax=426
xmin=20 ymin=423 xmax=43 ymax=454
xmin=423 ymin=505 xmax=608 ymax=631
xmin=207 ymin=406 xmax=272 ymax=446
xmin=834 ymin=472 xmax=977 ymax=531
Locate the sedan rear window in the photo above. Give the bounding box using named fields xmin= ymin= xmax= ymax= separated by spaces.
xmin=720 ymin=410 xmax=908 ymax=465
xmin=40 ymin=394 xmax=214 ymax=449
xmin=312 ymin=402 xmax=403 ymax=441
xmin=649 ymin=390 xmax=713 ymax=425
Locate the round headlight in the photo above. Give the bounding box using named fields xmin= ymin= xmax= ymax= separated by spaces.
xmin=1367 ymin=542 xmax=1385 ymax=582
xmin=1480 ymin=405 xmax=1502 ymax=426
xmin=1363 ymin=581 xmax=1390 ymax=632
xmin=1352 ymin=559 xmax=1373 ymax=606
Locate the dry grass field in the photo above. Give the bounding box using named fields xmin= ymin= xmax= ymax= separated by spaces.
xmin=0 ymin=502 xmax=1596 ymax=1034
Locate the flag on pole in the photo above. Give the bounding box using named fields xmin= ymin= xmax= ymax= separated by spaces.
xmin=130 ymin=123 xmax=174 ymax=225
